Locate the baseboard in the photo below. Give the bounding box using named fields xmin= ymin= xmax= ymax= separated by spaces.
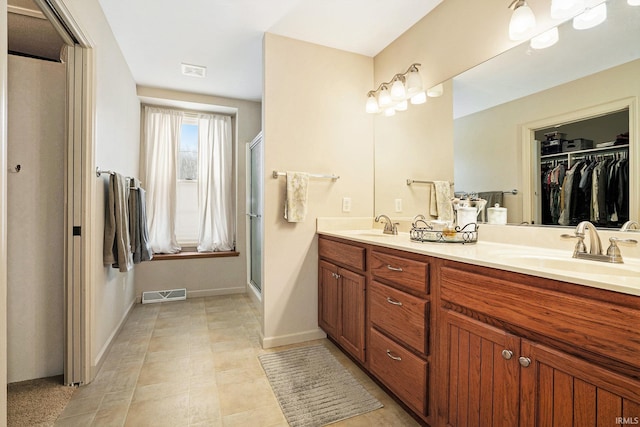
xmin=261 ymin=328 xmax=327 ymax=349
xmin=91 ymin=297 xmax=136 ymax=381
xmin=134 ymin=287 xmax=246 ymax=303
xmin=187 ymin=287 xmax=246 ymax=299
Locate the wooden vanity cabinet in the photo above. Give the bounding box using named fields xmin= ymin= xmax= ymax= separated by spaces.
xmin=438 ymin=261 xmax=640 ymax=427
xmin=368 ymin=248 xmax=431 ymax=420
xmin=318 ymin=236 xmax=433 ymax=423
xmin=318 ymin=237 xmax=366 ymax=363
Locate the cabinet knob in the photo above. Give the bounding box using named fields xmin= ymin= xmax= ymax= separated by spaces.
xmin=386 ymin=349 xmax=402 ymax=361
xmin=501 ymin=349 xmax=513 ymax=360
xmin=518 ymin=356 xmax=532 ymax=368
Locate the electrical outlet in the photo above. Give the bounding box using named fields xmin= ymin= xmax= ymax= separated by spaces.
xmin=342 ymin=197 xmax=352 ymax=213
xmin=395 ymin=198 xmax=403 ymax=212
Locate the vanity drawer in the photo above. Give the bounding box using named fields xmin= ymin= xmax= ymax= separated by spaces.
xmin=318 ymin=237 xmax=365 ymax=271
xmin=369 ymin=328 xmax=428 ymax=416
xmin=370 ymin=281 xmax=429 ymax=354
xmin=371 ymin=250 xmax=429 ymax=294
xmin=440 ymin=265 xmax=640 ymax=370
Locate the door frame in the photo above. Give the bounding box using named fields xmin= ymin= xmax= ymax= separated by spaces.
xmin=33 ymin=0 xmax=96 ymax=386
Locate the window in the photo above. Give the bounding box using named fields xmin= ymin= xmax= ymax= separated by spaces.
xmin=143 ymin=106 xmax=235 ymax=254
xmin=175 ymin=118 xmax=199 ymax=245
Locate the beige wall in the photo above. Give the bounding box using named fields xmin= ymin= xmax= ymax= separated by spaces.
xmin=372 ymin=0 xmax=559 ymax=216
xmin=7 ymin=56 xmax=66 ymax=383
xmin=262 ymin=33 xmax=374 ymax=347
xmin=454 ymin=59 xmax=640 ymax=223
xmin=61 ymin=0 xmax=141 ymax=374
xmin=133 ymin=86 xmax=261 ymax=298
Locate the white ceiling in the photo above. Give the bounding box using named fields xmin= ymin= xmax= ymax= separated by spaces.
xmin=97 ymin=0 xmax=443 ymax=102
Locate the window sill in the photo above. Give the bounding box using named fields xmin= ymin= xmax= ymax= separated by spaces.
xmin=151 ymin=251 xmax=239 ymax=261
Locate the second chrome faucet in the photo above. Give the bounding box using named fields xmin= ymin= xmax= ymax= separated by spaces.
xmin=562 ymin=220 xmax=637 ymax=263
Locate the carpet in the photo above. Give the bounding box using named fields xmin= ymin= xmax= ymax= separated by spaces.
xmin=7 ymin=375 xmax=76 ymax=427
xmin=259 ymin=345 xmax=383 ymax=427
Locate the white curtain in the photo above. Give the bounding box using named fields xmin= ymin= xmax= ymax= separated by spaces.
xmin=196 ymin=114 xmax=234 ymax=252
xmin=143 ymin=106 xmax=183 ymax=253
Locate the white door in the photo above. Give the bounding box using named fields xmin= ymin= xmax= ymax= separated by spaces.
xmin=248 ymin=133 xmax=263 ymax=293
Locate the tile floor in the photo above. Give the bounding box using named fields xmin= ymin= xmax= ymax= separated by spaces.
xmin=54 ymin=294 xmax=419 ymax=426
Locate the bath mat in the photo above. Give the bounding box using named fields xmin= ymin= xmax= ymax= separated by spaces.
xmin=258 ymin=345 xmax=383 ymax=427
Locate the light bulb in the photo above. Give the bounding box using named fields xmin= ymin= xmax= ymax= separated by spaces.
xmin=573 ymin=2 xmax=606 ymax=30
xmin=405 ymin=68 xmax=423 ymax=95
xmin=530 ymin=27 xmax=559 ymax=49
xmin=365 ymin=94 xmax=379 ymax=114
xmin=410 ymin=91 xmax=427 ymax=105
xmin=509 ymin=2 xmax=537 ymax=41
xmin=427 ymin=83 xmax=444 ymax=97
xmin=378 ymin=86 xmax=392 ymax=107
xmin=395 ymin=100 xmax=408 ymax=111
xmin=550 ymin=0 xmax=585 ymax=19
xmin=390 ymin=78 xmax=406 ymax=101
xmin=629 ymin=0 xmax=640 ymax=5
xmin=384 ymin=108 xmax=396 ymax=117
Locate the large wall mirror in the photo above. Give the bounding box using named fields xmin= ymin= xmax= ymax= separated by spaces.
xmin=374 ymin=0 xmax=640 ymax=228
xmin=453 ymin=0 xmax=639 ymax=226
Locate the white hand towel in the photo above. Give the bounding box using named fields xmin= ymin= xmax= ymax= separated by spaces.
xmin=431 ymin=181 xmax=453 ymax=222
xmin=284 ymin=171 xmax=309 ymax=223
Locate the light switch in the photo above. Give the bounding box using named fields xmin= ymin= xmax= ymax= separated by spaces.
xmin=395 ymin=198 xmax=403 ymax=212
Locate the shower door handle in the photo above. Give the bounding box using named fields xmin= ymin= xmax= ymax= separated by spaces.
xmin=247 ymin=213 xmax=262 ymax=218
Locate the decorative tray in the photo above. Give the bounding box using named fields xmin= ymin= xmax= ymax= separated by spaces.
xmin=410 ymin=221 xmax=478 ymax=244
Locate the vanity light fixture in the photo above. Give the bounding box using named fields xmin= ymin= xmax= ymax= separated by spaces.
xmin=426 ymin=83 xmax=444 ymax=98
xmin=508 ymin=0 xmax=537 ymax=41
xmin=550 ymin=0 xmax=585 ymax=19
xmin=365 ymin=63 xmax=428 ymax=115
xmin=530 ymin=26 xmax=560 ymax=49
xmin=573 ymin=2 xmax=607 ymax=30
xmin=629 ymin=0 xmax=640 ymax=6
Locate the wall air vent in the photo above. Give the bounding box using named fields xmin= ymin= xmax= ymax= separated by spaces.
xmin=142 ymin=288 xmax=187 ymax=304
xmin=181 ymin=63 xmax=206 ymax=78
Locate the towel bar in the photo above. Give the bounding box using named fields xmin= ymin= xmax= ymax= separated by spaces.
xmin=272 ymin=170 xmax=339 ymax=180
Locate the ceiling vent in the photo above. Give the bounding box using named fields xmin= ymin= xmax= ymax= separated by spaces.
xmin=181 ymin=63 xmax=207 ymax=78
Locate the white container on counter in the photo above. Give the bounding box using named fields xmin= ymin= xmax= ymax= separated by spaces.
xmin=487 ymin=203 xmax=507 ymax=225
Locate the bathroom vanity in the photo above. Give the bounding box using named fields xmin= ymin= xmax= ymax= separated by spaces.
xmin=317 ymin=224 xmax=640 ymax=427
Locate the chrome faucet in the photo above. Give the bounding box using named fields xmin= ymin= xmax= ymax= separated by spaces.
xmin=575 ymin=220 xmax=603 ymax=256
xmin=621 ymin=220 xmax=640 ymax=232
xmin=375 ymin=214 xmax=398 ymax=235
xmin=562 ymin=220 xmax=637 ymax=264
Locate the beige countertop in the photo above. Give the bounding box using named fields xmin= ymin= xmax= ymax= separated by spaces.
xmin=317 ymin=221 xmax=640 ymax=297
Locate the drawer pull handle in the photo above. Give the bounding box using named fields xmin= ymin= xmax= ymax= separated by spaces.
xmin=386 ymin=297 xmax=403 ymax=306
xmin=386 ymin=350 xmax=402 ymax=361
xmin=386 ymin=265 xmax=403 ymax=272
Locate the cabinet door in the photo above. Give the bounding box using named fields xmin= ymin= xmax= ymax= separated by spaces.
xmin=337 ymin=267 xmax=366 ymax=363
xmin=443 ymin=311 xmax=520 ymax=427
xmin=318 ymin=260 xmax=339 ymax=338
xmin=520 ymin=339 xmax=640 ymax=427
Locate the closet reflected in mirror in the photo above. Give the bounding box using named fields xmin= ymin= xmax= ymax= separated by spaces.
xmin=535 ymin=109 xmax=629 ymax=228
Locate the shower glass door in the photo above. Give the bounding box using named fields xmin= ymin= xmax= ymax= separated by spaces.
xmin=248 ymin=133 xmax=263 ymax=293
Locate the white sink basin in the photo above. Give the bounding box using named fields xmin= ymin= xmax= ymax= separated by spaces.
xmin=497 ymin=253 xmax=640 ymax=277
